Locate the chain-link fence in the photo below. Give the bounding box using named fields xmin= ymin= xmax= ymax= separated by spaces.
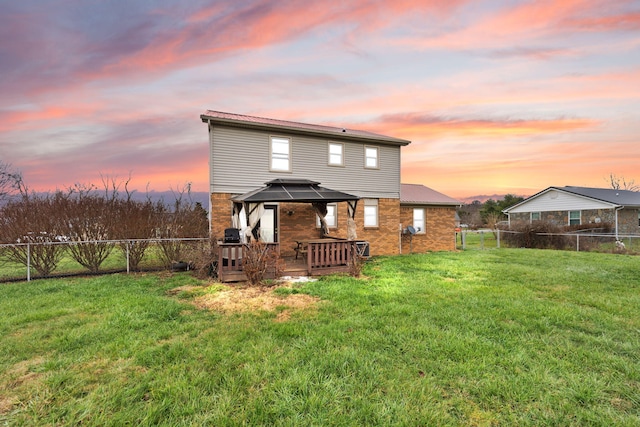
xmin=458 ymin=229 xmax=640 ymax=254
xmin=0 ymin=238 xmax=210 ymax=283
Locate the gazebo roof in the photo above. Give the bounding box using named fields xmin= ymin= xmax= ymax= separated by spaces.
xmin=232 ymin=179 xmax=359 ymax=203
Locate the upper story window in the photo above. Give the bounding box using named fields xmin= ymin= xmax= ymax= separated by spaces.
xmin=270 ymin=136 xmax=291 ymax=172
xmin=413 ymin=208 xmax=425 ymax=233
xmin=364 ymin=199 xmax=378 ymax=227
xmin=328 ymin=143 xmax=344 ymax=166
xmin=569 ymin=210 xmax=581 ymax=226
xmin=531 ymin=212 xmax=540 ymax=222
xmin=364 ymin=146 xmax=379 ymax=169
xmin=316 ymin=203 xmax=337 ymax=228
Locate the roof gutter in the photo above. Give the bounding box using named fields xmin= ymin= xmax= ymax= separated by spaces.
xmin=200 ymin=114 xmax=411 ymax=147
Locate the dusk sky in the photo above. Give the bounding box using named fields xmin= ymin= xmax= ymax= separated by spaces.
xmin=2 ymin=0 xmax=639 ymax=199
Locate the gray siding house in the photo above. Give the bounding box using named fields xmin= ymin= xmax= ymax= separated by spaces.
xmin=201 ymin=110 xmax=412 ymax=259
xmin=503 ymin=186 xmax=640 ymax=237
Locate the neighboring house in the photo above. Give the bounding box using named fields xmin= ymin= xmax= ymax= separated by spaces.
xmin=200 ymin=110 xmax=459 ymax=278
xmin=400 ymin=183 xmax=461 ymax=253
xmin=503 ymin=186 xmax=640 ymax=237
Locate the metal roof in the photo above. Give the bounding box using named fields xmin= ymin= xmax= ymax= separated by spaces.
xmin=232 ymin=179 xmax=360 ymax=203
xmin=400 ymin=183 xmax=461 ymax=206
xmin=201 ymin=110 xmax=411 ymax=147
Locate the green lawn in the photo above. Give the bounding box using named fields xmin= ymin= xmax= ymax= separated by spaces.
xmin=1 ymin=249 xmax=639 ymax=426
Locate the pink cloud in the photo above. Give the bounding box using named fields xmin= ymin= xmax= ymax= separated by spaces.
xmin=364 ymin=113 xmax=599 ymax=141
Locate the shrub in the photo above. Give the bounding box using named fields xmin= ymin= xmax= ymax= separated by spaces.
xmin=0 ymin=192 xmax=67 ymax=276
xmin=241 ymin=240 xmax=283 ymax=286
xmin=180 ymin=238 xmax=218 ymax=279
xmin=349 ymin=244 xmax=366 ymax=278
xmin=502 ymin=221 xmax=571 ymax=250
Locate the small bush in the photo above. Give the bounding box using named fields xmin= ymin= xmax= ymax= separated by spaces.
xmin=241 ymin=240 xmax=283 ymax=286
xmin=349 ymin=244 xmax=366 ymax=278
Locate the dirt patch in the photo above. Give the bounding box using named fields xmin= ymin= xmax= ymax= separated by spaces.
xmin=0 ymin=356 xmax=46 ymax=415
xmin=165 ymin=285 xmax=202 ymax=296
xmin=188 ymin=282 xmax=320 ymax=319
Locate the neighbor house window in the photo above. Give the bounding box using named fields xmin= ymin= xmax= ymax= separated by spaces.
xmin=270 ymin=136 xmax=291 ymax=171
xmin=638 ymin=210 xmax=640 ymax=227
xmin=364 ymin=199 xmax=378 ymax=227
xmin=531 ymin=212 xmax=540 ymax=222
xmin=364 ymin=146 xmax=378 ymax=169
xmin=316 ymin=203 xmax=337 ymax=228
xmin=413 ymin=208 xmax=425 ymax=233
xmin=569 ymin=210 xmax=581 ymax=226
xmin=328 ymin=143 xmax=343 ymax=166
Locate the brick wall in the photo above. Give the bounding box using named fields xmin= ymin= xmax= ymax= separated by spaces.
xmin=277 ymin=199 xmax=402 ymax=257
xmin=358 ymin=198 xmax=401 ymax=256
xmin=210 ymin=192 xmax=234 ymax=241
xmin=210 ymin=194 xmax=402 ymax=256
xmin=400 ymin=205 xmax=457 ymax=252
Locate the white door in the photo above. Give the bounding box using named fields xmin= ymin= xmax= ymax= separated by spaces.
xmin=259 ymin=205 xmax=278 ymax=243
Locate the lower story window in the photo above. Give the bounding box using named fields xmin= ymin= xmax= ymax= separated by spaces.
xmin=316 ymin=203 xmax=337 ymax=228
xmin=531 ymin=212 xmax=540 ymax=222
xmin=413 ymin=208 xmax=425 ymax=233
xmin=569 ymin=210 xmax=581 ymax=226
xmin=364 ymin=199 xmax=378 ymax=227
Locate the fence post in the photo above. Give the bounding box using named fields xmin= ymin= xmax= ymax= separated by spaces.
xmin=480 ymin=231 xmax=485 ymax=250
xmin=576 ymin=235 xmax=580 ymax=252
xmin=497 ymin=229 xmax=500 ymax=249
xmin=27 ymin=242 xmax=31 ymax=282
xmin=126 ymin=240 xmax=130 ymax=274
xmin=462 ymin=231 xmax=466 ymax=249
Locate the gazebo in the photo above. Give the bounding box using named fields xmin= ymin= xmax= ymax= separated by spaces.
xmin=217 ymin=179 xmax=364 ymax=282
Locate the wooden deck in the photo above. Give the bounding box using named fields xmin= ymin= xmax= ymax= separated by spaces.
xmin=217 ymin=240 xmax=365 ymax=282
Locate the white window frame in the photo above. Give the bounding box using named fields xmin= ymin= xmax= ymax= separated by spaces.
xmin=413 ymin=208 xmax=425 ymax=234
xmin=364 ymin=146 xmax=379 ymax=169
xmin=328 ymin=142 xmax=344 ymax=167
xmin=569 ymin=210 xmax=581 ymax=226
xmin=270 ymin=136 xmax=291 ymax=172
xmin=531 ymin=212 xmax=541 ymax=222
xmin=316 ymin=203 xmax=338 ymax=229
xmin=364 ymin=199 xmax=378 ymax=228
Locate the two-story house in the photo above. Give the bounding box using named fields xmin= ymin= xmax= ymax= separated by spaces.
xmin=200 ymin=110 xmax=459 ymax=279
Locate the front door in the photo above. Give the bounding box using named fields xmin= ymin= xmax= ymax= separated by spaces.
xmin=259 ymin=205 xmax=278 ymax=243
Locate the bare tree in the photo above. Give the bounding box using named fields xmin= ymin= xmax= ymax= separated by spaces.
xmin=0 ymin=161 xmax=25 ymax=202
xmin=0 ymin=192 xmax=67 ymax=276
xmin=60 ymin=183 xmax=117 ymax=273
xmin=111 ymin=180 xmax=159 ymax=271
xmin=607 ymin=173 xmax=639 ymax=191
xmin=155 ymin=183 xmax=209 ymax=267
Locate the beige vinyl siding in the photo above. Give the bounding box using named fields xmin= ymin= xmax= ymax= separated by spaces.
xmin=210 ymin=126 xmax=401 ymax=199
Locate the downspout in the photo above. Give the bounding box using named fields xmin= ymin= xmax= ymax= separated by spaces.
xmin=207 ymin=119 xmax=213 ymax=236
xmin=615 ymin=206 xmax=624 ymax=240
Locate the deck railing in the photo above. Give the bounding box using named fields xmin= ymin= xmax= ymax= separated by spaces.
xmin=216 ymin=240 xmax=368 ymax=281
xmin=216 ymin=242 xmax=280 ymax=282
xmin=306 ymin=240 xmax=354 ymax=275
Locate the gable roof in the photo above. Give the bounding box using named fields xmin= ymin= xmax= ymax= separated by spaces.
xmin=201 ymin=110 xmax=411 ymax=147
xmin=400 ymin=183 xmax=461 ymax=206
xmin=232 ymin=179 xmax=359 ymax=203
xmin=504 ymin=186 xmax=640 ymax=213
